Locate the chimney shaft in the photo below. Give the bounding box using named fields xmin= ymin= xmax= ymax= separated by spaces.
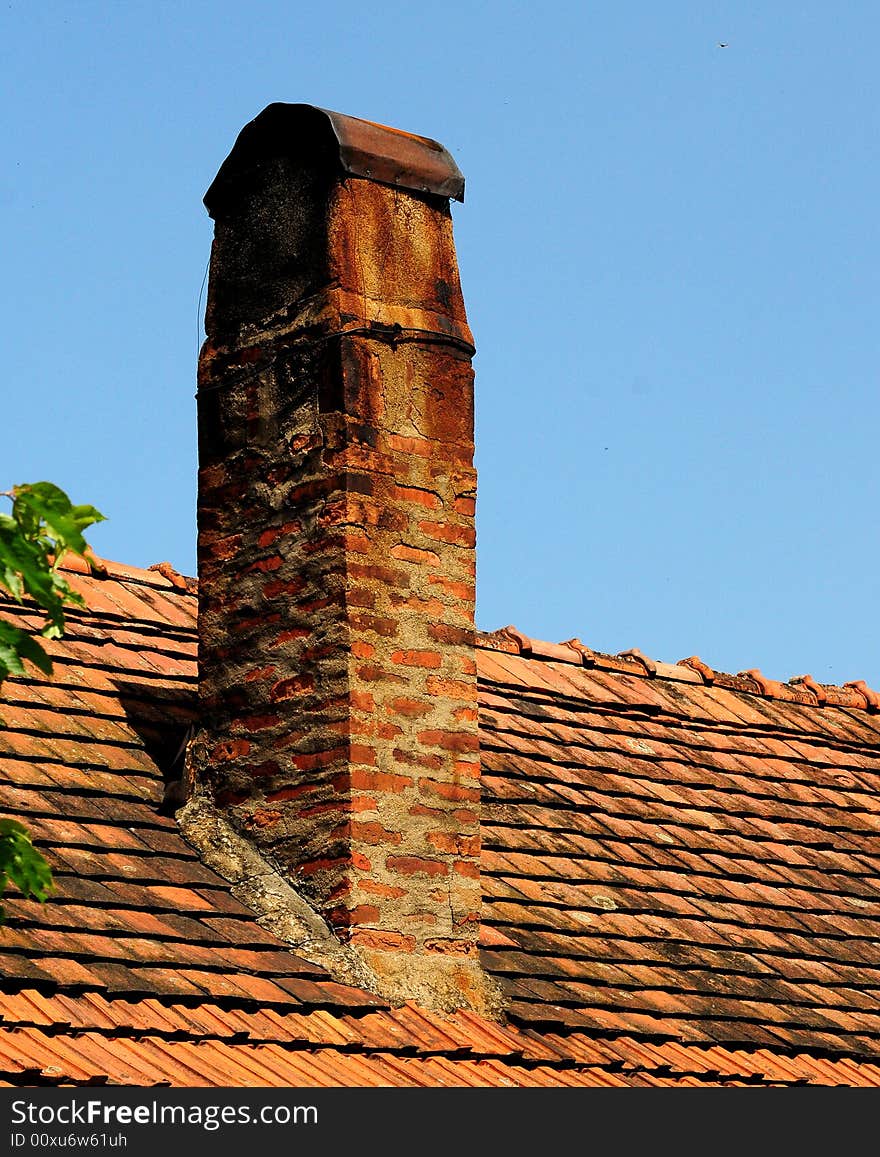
xmin=195 ymin=105 xmax=488 ymax=1010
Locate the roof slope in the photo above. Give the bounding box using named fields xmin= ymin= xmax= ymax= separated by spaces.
xmin=2 ymin=561 xmax=880 ymax=1086
xmin=477 ymin=635 xmax=880 ymax=1057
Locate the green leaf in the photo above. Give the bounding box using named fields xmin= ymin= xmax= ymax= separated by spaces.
xmin=0 ymin=619 xmax=53 ymax=680
xmin=12 ymin=483 xmax=105 ymax=561
xmin=0 ymin=818 xmax=53 ymax=918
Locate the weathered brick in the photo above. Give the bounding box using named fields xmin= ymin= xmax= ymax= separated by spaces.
xmin=418 ymin=521 xmax=476 ymax=548
xmin=345 ymin=820 xmax=401 ymax=846
xmin=390 ymin=483 xmax=442 ymax=510
xmin=246 ymin=555 xmax=283 ymax=573
xmin=387 ymin=433 xmax=435 ymax=458
xmin=211 ymin=738 xmax=250 ymax=761
xmin=358 ymin=880 xmax=407 ymax=899
xmin=197 ymin=110 xmax=481 ymax=974
xmin=416 ymin=729 xmax=480 ymax=753
xmin=425 ymin=676 xmax=477 ymax=701
xmin=351 ymin=794 xmax=378 ymax=813
xmin=349 ymin=929 xmax=416 ymax=953
xmin=328 ymin=903 xmax=381 ymax=927
xmin=420 ymin=780 xmax=480 ymax=803
xmin=270 ymin=674 xmax=315 ymax=701
xmin=386 ymin=856 xmax=448 ymax=878
xmin=392 ymin=748 xmax=443 ymax=771
xmin=388 ymin=696 xmax=434 ymax=718
xmin=427 ymin=831 xmax=480 ymax=857
xmin=427 ymin=575 xmax=475 ymax=601
xmin=429 ymin=623 xmax=474 ymax=646
xmin=346 ymin=769 xmax=413 ymax=794
xmin=349 ymin=743 xmax=377 ymax=767
xmin=391 ymin=650 xmax=442 ymax=669
xmin=389 ymin=543 xmax=440 ymax=566
xmin=349 ymin=612 xmax=398 ymax=637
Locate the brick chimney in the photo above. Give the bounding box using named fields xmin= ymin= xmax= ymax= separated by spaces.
xmin=191 ymin=104 xmax=496 ymax=1013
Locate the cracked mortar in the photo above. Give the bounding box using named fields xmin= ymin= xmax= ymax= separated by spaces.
xmin=177 ymin=762 xmax=506 ymax=1018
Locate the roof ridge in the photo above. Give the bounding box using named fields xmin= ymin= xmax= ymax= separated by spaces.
xmin=59 ymin=553 xmax=197 ymax=594
xmin=476 ymin=626 xmax=879 ymax=714
xmin=51 ymin=557 xmax=878 ymax=712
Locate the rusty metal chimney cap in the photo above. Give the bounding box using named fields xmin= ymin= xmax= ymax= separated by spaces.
xmin=204 ymin=103 xmax=465 ymax=214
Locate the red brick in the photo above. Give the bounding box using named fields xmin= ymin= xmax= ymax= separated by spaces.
xmin=249 ymin=760 xmax=282 ymax=779
xmin=264 ymin=579 xmax=307 ymax=600
xmin=270 ymin=674 xmax=315 ymax=701
xmin=349 ymin=929 xmax=416 ymax=952
xmin=390 ymin=543 xmax=440 ymax=566
xmin=349 ymin=743 xmax=377 ymax=767
xmin=427 ymin=831 xmax=480 ymax=857
xmin=350 ymin=689 xmax=376 ymax=713
xmin=257 ymin=521 xmax=301 ymax=547
xmin=386 ymin=856 xmax=448 ymax=878
xmin=428 ymin=576 xmax=475 ymax=601
xmin=391 ymin=649 xmax=442 ymax=669
xmin=452 ymin=808 xmax=478 ymax=825
xmin=343 ymin=531 xmax=372 ymax=554
xmin=348 ymin=821 xmax=401 ymax=846
xmin=351 ymin=640 xmax=376 ymax=660
xmin=389 ymin=696 xmax=434 ymax=718
xmin=418 ymin=521 xmax=475 ymax=548
xmin=205 ymin=534 xmax=242 ymax=561
xmin=350 ymin=717 xmax=403 ymax=740
xmin=351 ymin=794 xmax=377 ymax=813
xmin=348 ymin=562 xmax=410 ymax=587
xmin=420 ymin=780 xmax=480 ymax=803
xmin=453 ymin=861 xmax=480 ymax=879
xmin=390 ymin=483 xmax=442 ymax=510
xmin=429 ymin=623 xmax=473 ymax=646
xmin=392 ymin=748 xmax=443 ymax=771
xmin=245 ymin=665 xmax=277 ymax=683
xmin=248 ymin=808 xmax=282 ymax=829
xmin=210 ymin=738 xmax=251 ymax=761
xmin=425 ymin=676 xmax=477 ymax=701
xmin=347 ymin=586 xmax=376 ymax=608
xmin=453 ymin=496 xmax=475 ymax=516
xmin=271 ymin=625 xmax=310 ymax=644
xmin=416 ymin=729 xmax=479 ymax=753
xmin=247 ymin=555 xmax=283 ymax=573
xmin=329 ymin=903 xmax=381 ymax=927
xmin=452 ymin=759 xmax=480 ymax=778
xmin=349 ymin=612 xmax=398 ymax=637
xmin=387 ymin=433 xmax=435 ymax=458
xmin=346 ymin=769 xmax=413 ymax=793
xmin=265 ymin=782 xmax=322 ymax=803
xmin=390 ymin=594 xmax=446 ymax=616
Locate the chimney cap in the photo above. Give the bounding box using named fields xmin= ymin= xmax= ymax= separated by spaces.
xmin=204 ymin=103 xmax=465 ymax=214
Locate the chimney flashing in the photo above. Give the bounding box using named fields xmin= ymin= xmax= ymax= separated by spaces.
xmin=204 ymin=103 xmax=465 ymax=217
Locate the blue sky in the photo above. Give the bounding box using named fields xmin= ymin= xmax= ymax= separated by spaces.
xmin=2 ymin=2 xmax=878 ymax=688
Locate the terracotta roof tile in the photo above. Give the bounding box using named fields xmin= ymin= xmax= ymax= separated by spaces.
xmin=4 ymin=570 xmax=880 ymax=1084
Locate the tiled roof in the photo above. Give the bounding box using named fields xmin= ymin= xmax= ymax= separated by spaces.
xmin=477 ymin=632 xmax=880 ymax=1058
xmin=2 ymin=560 xmax=880 ymax=1085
